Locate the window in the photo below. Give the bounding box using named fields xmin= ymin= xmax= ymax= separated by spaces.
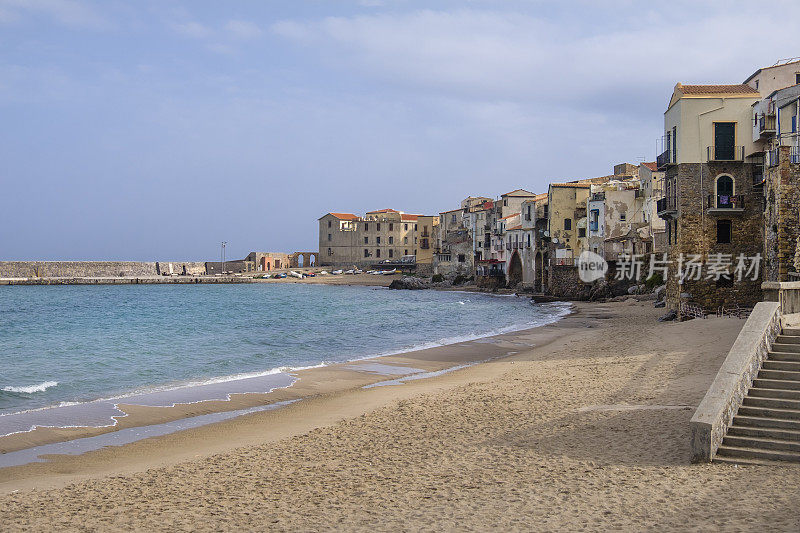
xmin=404 ymin=236 xmax=408 ymax=244
xmin=717 ymin=219 xmax=732 ymax=244
xmin=389 ymin=223 xmax=394 ymax=231
xmin=414 ymin=237 xmax=418 ymax=244
xmin=578 ymin=228 xmax=586 ymax=238
xmin=564 ymin=218 xmax=572 ymax=230
xmin=389 ymin=236 xmax=394 ymax=244
xmin=404 ymin=249 xmax=408 ymax=255
xmin=327 ymin=233 xmax=332 ymax=241
xmin=328 ymin=248 xmax=332 ymax=256
xmin=377 ymin=223 xmax=381 ymax=231
xmin=451 ymin=214 xmax=456 ymax=223
xmin=414 ymin=224 xmax=418 ymax=231
xmin=376 ymin=236 xmax=381 ymax=244
xmin=364 ymin=223 xmax=369 ymax=231
xmin=404 ymin=224 xmax=408 ymax=230
xmin=796 ymin=73 xmax=800 ymax=85
xmin=715 ymin=175 xmax=735 ymax=208
xmin=328 ymin=220 xmax=331 ymax=228
xmin=620 ymin=213 xmax=626 ymax=222
xmin=389 ymin=249 xmax=394 ymax=258
xmin=503 ymin=199 xmax=508 ymax=207
xmin=364 ymin=236 xmax=369 ymax=244
xmin=364 ymin=249 xmax=369 ymax=258
xmin=457 ymin=254 xmax=466 ymax=263
xmin=755 ymin=80 xmax=759 ymax=90
xmin=376 ymin=249 xmax=381 ymax=258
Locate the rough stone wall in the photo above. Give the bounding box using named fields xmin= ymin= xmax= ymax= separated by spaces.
xmin=547 ymin=265 xmax=590 ymax=300
xmin=764 ymin=146 xmax=800 ymax=281
xmin=1 ymin=261 xmax=151 ymax=278
xmin=664 ymin=162 xmax=764 ymax=313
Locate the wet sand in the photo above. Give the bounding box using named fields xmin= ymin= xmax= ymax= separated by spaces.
xmin=2 ymin=301 xmax=799 ymax=531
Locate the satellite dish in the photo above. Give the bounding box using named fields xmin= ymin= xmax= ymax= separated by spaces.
xmin=552 ymin=238 xmax=559 ymax=244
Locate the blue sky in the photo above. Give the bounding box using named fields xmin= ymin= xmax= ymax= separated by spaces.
xmin=1 ymin=0 xmax=798 ymax=260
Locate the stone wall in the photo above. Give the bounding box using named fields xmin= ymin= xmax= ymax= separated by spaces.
xmin=764 ymin=145 xmax=800 ymax=281
xmin=664 ymin=162 xmax=764 ymax=314
xmin=0 ymin=261 xmax=207 ymax=278
xmin=548 ymin=265 xmax=590 ymax=300
xmin=689 ymin=301 xmax=780 ymax=462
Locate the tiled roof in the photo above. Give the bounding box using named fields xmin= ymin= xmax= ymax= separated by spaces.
xmin=367 ymin=208 xmax=400 ymax=213
xmin=502 ymin=189 xmax=536 ymax=197
xmin=500 ymin=214 xmax=519 ymax=220
xmin=550 ymin=183 xmax=591 ymax=189
xmin=534 ymin=193 xmax=548 ymax=201
xmin=401 ymin=214 xmax=419 ymax=221
xmin=327 ymin=212 xmax=359 ymax=220
xmin=677 ymin=83 xmax=758 ymax=95
xmin=641 ymin=162 xmax=658 ymax=171
xmin=506 ymin=225 xmax=523 ymax=231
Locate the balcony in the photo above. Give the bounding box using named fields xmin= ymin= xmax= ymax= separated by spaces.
xmin=707 ymin=194 xmax=745 ymax=213
xmin=707 ymin=145 xmax=744 ymax=162
xmin=656 ymin=149 xmax=674 ymax=170
xmin=757 ymin=113 xmax=776 ymax=137
xmin=656 ymin=196 xmax=677 ymax=217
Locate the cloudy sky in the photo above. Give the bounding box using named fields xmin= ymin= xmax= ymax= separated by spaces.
xmin=1 ymin=0 xmax=798 ymax=260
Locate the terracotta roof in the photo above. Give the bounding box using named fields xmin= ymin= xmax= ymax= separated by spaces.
xmin=400 ymin=214 xmax=419 ymax=221
xmin=366 ymin=208 xmax=400 ymax=213
xmin=641 ymin=162 xmax=658 ymax=171
xmin=326 ymin=212 xmax=359 ymax=220
xmin=534 ymin=193 xmax=548 ymax=201
xmin=500 ymin=214 xmax=519 ymax=220
xmin=550 ymin=183 xmax=591 ymax=189
xmin=506 ymin=225 xmax=523 ymax=231
xmin=676 ymin=83 xmax=758 ymax=95
xmin=502 ymin=189 xmax=536 ymax=197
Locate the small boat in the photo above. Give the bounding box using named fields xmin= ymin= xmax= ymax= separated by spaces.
xmin=332 ymin=269 xmax=343 ymax=275
xmin=344 ymin=269 xmax=355 ymax=275
xmin=305 ymin=272 xmax=316 ymax=277
xmin=382 ymin=268 xmax=397 ymax=275
xmin=354 ymin=269 xmax=363 ymax=274
xmin=289 ymin=271 xmax=303 ymax=279
xmin=276 ymin=273 xmax=287 ymax=278
xmin=318 ymin=271 xmax=329 ymax=275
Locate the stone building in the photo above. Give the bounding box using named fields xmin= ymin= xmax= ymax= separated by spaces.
xmin=318 ymin=209 xmax=439 ymax=268
xmin=753 ymin=84 xmax=800 ymax=281
xmin=656 ymin=82 xmax=763 ymax=313
xmin=639 ymin=162 xmax=667 ymax=253
xmin=547 ymin=182 xmax=591 ymax=265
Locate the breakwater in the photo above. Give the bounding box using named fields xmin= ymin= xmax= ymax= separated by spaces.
xmin=0 ymin=261 xmax=206 ymax=279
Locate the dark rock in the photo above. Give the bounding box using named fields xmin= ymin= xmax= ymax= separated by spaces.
xmin=658 ymin=309 xmax=677 ymax=321
xmin=388 ymin=276 xmax=430 ymax=290
xmin=654 ymin=300 xmax=666 ymax=308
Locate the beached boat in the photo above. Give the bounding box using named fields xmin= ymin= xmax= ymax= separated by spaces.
xmin=318 ymin=271 xmax=328 ymax=275
xmin=289 ymin=271 xmax=303 ymax=279
xmin=344 ymin=269 xmax=355 ymax=275
xmin=382 ymin=268 xmax=397 ymax=275
xmin=332 ymin=269 xmax=343 ymax=275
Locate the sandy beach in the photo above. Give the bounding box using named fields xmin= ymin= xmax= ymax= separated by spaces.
xmin=1 ymin=300 xmax=799 ymax=531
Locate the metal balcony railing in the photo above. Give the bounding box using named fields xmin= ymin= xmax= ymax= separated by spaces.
xmin=707 ymin=145 xmax=744 ymax=162
xmin=758 ymin=113 xmax=776 ymax=135
xmin=657 ymin=149 xmax=673 ymax=170
xmin=707 ymin=194 xmax=744 ymax=210
xmin=656 ymin=196 xmax=677 ymax=215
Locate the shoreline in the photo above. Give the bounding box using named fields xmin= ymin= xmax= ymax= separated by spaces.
xmin=0 ymin=299 xmax=572 ymax=460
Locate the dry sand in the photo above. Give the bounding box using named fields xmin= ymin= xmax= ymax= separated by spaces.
xmin=1 ymin=301 xmax=799 ymax=531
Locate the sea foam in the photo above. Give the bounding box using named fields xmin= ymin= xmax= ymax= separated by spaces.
xmin=2 ymin=381 xmax=58 ymax=394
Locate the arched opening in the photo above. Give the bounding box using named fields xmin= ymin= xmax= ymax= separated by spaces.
xmin=508 ymin=251 xmax=523 ymax=287
xmin=715 ymin=175 xmax=735 ymax=208
xmin=298 ymin=255 xmax=304 ymax=267
xmin=309 ymin=254 xmax=316 ymax=266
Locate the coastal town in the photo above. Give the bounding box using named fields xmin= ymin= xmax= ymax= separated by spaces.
xmin=320 ymin=58 xmax=800 ymax=317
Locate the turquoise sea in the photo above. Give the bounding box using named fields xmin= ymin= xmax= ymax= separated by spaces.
xmin=0 ymin=284 xmax=569 ymax=435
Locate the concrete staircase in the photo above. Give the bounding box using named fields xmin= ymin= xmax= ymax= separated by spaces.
xmin=715 ymin=327 xmax=800 ymax=464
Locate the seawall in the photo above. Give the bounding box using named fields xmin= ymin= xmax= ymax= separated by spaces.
xmin=0 ymin=261 xmax=206 ymax=279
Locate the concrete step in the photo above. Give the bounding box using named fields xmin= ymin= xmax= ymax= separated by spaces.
xmin=727 ymin=425 xmax=800 ymax=442
xmin=782 ymin=328 xmax=800 ymax=336
xmin=722 ymin=434 xmax=800 ymax=453
xmin=753 ymin=378 xmax=800 ymax=391
xmin=768 ymin=351 xmax=800 ymax=362
xmin=715 ymin=444 xmax=800 ymax=463
xmin=714 ymin=455 xmax=796 ymax=466
xmin=771 ymin=343 xmax=800 ymax=354
xmin=763 ymin=360 xmax=800 ymax=372
xmin=757 ymin=369 xmax=800 ymax=382
xmin=742 ymin=396 xmax=800 ymax=410
xmin=733 ymin=415 xmax=800 ymax=431
xmin=776 ymin=335 xmax=800 ymax=344
xmin=748 ymin=387 xmax=800 ymax=401
xmin=737 ymin=405 xmax=800 ymax=420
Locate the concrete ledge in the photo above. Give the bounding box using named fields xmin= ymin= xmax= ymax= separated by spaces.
xmin=763 ymin=281 xmax=800 ymax=314
xmin=689 ymin=301 xmax=781 ymax=462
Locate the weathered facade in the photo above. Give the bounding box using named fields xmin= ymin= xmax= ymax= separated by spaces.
xmin=657 ymin=83 xmax=763 ymax=314
xmin=319 ymin=209 xmax=439 ymax=268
